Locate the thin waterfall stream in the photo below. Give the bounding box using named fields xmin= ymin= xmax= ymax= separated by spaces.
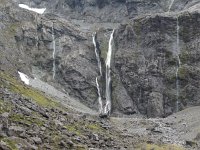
xmin=52 ymin=23 xmax=56 ymax=80
xmin=168 ymin=0 xmax=175 ymax=12
xmin=93 ymin=33 xmax=103 ymax=114
xmin=176 ymin=17 xmax=181 ymax=112
xmin=104 ymin=29 xmax=115 ymax=115
xmin=93 ymin=30 xmax=115 ymax=116
xmin=93 ymin=32 xmax=102 ymax=76
xmin=96 ymin=77 xmax=103 ymax=114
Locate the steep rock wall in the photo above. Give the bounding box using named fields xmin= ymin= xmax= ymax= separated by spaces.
xmin=114 ymin=11 xmax=200 ymax=117
xmin=2 ymin=0 xmax=200 ymax=117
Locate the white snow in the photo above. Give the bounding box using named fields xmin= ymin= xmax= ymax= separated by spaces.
xmin=18 ymin=71 xmax=30 ymax=85
xmin=19 ymin=4 xmax=46 ymax=14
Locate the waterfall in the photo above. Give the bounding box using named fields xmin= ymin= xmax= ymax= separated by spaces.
xmin=168 ymin=0 xmax=175 ymax=12
xmin=176 ymin=17 xmax=181 ymax=112
xmin=92 ymin=32 xmax=102 ymax=76
xmin=93 ymin=32 xmax=103 ymax=114
xmin=93 ymin=30 xmax=115 ymax=116
xmin=96 ymin=77 xmax=103 ymax=113
xmin=35 ymin=14 xmax=39 ymax=49
xmin=52 ymin=23 xmax=56 ymax=79
xmin=104 ymin=29 xmax=115 ymax=115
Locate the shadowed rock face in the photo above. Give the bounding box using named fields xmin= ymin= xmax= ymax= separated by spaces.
xmin=1 ymin=0 xmax=200 ymax=117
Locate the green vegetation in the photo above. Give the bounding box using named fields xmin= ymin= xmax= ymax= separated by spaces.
xmin=10 ymin=114 xmax=44 ymax=127
xmin=136 ymin=143 xmax=184 ymax=150
xmin=64 ymin=124 xmax=81 ymax=136
xmin=0 ymin=99 xmax=12 ymax=114
xmin=0 ymin=72 xmax=64 ymax=109
xmin=75 ymin=145 xmax=87 ymax=150
xmin=1 ymin=138 xmax=18 ymax=150
xmin=87 ymin=123 xmax=102 ymax=132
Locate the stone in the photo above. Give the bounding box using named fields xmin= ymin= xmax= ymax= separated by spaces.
xmin=41 ymin=127 xmax=46 ymax=131
xmin=18 ymin=106 xmax=32 ymax=116
xmin=31 ymin=137 xmax=42 ymax=145
xmin=66 ymin=140 xmax=74 ymax=147
xmin=0 ymin=112 xmax=9 ymax=118
xmin=93 ymin=134 xmax=99 ymax=141
xmin=54 ymin=120 xmax=63 ymax=126
xmin=8 ymin=126 xmax=25 ymax=136
xmin=0 ymin=141 xmax=10 ymax=150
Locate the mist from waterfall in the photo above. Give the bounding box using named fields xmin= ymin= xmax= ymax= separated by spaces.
xmin=168 ymin=0 xmax=175 ymax=12
xmin=104 ymin=29 xmax=115 ymax=115
xmin=176 ymin=17 xmax=181 ymax=112
xmin=52 ymin=24 xmax=56 ymax=80
xmin=93 ymin=32 xmax=103 ymax=114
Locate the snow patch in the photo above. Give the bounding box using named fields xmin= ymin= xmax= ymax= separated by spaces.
xmin=18 ymin=71 xmax=30 ymax=85
xmin=19 ymin=4 xmax=46 ymax=14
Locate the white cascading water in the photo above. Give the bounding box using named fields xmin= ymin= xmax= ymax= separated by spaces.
xmin=92 ymin=32 xmax=103 ymax=114
xmin=96 ymin=77 xmax=103 ymax=113
xmin=19 ymin=4 xmax=46 ymax=14
xmin=52 ymin=24 xmax=56 ymax=79
xmin=168 ymin=0 xmax=175 ymax=12
xmin=104 ymin=29 xmax=115 ymax=115
xmin=92 ymin=32 xmax=102 ymax=76
xmin=176 ymin=17 xmax=181 ymax=112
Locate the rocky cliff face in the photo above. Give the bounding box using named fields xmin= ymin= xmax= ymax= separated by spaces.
xmin=114 ymin=12 xmax=200 ymax=117
xmin=1 ymin=0 xmax=200 ymax=117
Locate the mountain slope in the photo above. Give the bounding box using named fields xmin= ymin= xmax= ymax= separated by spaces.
xmin=0 ymin=71 xmax=187 ymax=150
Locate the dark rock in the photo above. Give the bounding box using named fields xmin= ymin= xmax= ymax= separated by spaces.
xmin=59 ymin=140 xmax=67 ymax=147
xmin=66 ymin=140 xmax=74 ymax=147
xmin=186 ymin=140 xmax=197 ymax=147
xmin=99 ymin=113 xmax=108 ymax=118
